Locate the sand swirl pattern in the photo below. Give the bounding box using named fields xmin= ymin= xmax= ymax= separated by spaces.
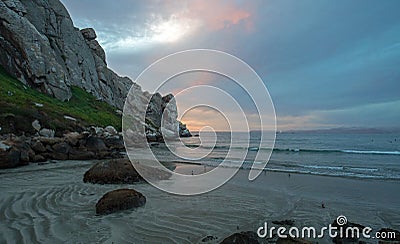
xmin=1 ymin=160 xmax=399 ymax=243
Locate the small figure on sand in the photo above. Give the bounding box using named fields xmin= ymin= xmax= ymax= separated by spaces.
xmin=288 ymin=173 xmax=291 ymax=178
xmin=191 ymin=170 xmax=194 ymax=175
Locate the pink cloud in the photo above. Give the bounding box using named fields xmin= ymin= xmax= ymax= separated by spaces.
xmin=183 ymin=0 xmax=253 ymax=31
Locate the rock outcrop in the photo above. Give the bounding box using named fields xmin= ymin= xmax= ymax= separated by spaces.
xmin=0 ymin=0 xmax=125 ymax=106
xmin=0 ymin=0 xmax=181 ymax=138
xmin=0 ymin=125 xmax=128 ymax=168
xmin=95 ymin=189 xmax=146 ymax=215
xmin=83 ymin=158 xmax=172 ymax=184
xmin=179 ymin=122 xmax=192 ymax=137
xmin=83 ymin=159 xmax=143 ymax=185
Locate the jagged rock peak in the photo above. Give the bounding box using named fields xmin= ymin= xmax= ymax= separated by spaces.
xmin=0 ymin=0 xmax=182 ymax=137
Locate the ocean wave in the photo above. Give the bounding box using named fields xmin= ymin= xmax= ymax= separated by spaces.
xmin=183 ymin=144 xmax=400 ymax=156
xmin=178 ymin=159 xmax=397 ymax=181
xmin=340 ymin=150 xmax=400 ymax=155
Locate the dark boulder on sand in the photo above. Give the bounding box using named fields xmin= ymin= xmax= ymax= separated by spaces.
xmin=220 ymin=231 xmax=260 ymax=244
xmin=83 ymin=158 xmax=173 ymax=184
xmin=95 ymin=189 xmax=146 ymax=215
xmin=83 ymin=159 xmax=143 ymax=184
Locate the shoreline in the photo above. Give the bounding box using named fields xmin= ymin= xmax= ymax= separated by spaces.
xmin=167 ymin=160 xmax=400 ymax=182
xmin=0 ymin=159 xmax=399 ymax=243
xmin=2 ymin=156 xmax=399 ymax=184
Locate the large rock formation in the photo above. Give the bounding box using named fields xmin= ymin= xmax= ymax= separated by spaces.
xmin=0 ymin=0 xmax=179 ymax=136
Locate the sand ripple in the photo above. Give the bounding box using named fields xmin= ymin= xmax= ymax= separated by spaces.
xmin=0 ymin=161 xmax=399 ymax=243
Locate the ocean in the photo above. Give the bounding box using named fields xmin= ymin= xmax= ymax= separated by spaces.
xmin=166 ymin=131 xmax=400 ymax=180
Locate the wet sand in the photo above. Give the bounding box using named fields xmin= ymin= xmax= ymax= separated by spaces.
xmin=0 ymin=160 xmax=399 ymax=243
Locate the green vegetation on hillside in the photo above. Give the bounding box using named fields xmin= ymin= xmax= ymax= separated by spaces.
xmin=0 ymin=66 xmax=122 ymax=135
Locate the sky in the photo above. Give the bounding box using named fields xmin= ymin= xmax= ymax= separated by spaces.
xmin=61 ymin=0 xmax=400 ymax=131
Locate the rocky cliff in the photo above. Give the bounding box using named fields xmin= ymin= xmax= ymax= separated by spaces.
xmin=0 ymin=0 xmax=179 ymax=135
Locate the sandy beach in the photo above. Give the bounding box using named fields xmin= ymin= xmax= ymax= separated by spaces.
xmin=0 ymin=160 xmax=399 ymax=243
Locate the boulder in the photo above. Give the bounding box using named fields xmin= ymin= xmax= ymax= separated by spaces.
xmin=0 ymin=147 xmax=21 ymax=169
xmin=104 ymin=126 xmax=118 ymax=136
xmin=85 ymin=136 xmax=107 ymax=152
xmin=50 ymin=142 xmax=70 ymax=160
xmin=83 ymin=159 xmax=143 ymax=184
xmin=31 ymin=141 xmax=46 ymax=153
xmin=95 ymin=188 xmax=146 ymax=215
xmin=220 ymin=231 xmax=260 ymax=244
xmin=0 ymin=139 xmax=31 ymax=167
xmin=39 ymin=128 xmax=55 ymax=138
xmin=31 ymin=120 xmax=41 ymax=132
xmin=104 ymin=137 xmax=124 ymax=150
xmin=37 ymin=137 xmax=64 ymax=146
xmin=63 ymin=115 xmax=77 ymax=121
xmin=0 ymin=142 xmax=10 ymax=150
xmin=64 ymin=132 xmax=83 ymax=146
xmin=18 ymin=142 xmax=33 ymax=162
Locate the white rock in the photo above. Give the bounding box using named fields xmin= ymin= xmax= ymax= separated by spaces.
xmin=32 ymin=119 xmax=41 ymax=131
xmin=39 ymin=128 xmax=55 ymax=138
xmin=90 ymin=126 xmax=104 ymax=136
xmin=0 ymin=141 xmax=11 ymax=151
xmin=105 ymin=125 xmax=118 ymax=136
xmin=64 ymin=115 xmax=77 ymax=121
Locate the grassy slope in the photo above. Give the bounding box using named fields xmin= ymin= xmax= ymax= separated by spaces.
xmin=0 ymin=66 xmax=122 ymax=135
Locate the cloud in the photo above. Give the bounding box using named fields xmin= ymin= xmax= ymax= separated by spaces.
xmin=61 ymin=0 xmax=400 ymax=130
xmin=184 ymin=0 xmax=252 ymax=31
xmin=64 ymin=0 xmax=253 ymax=52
